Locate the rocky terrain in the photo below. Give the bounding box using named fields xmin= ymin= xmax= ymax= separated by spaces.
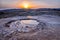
xmin=0 ymin=9 xmax=60 ymax=40
xmin=0 ymin=15 xmax=60 ymax=40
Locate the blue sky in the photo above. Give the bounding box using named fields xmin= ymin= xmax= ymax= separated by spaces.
xmin=0 ymin=0 xmax=60 ymax=9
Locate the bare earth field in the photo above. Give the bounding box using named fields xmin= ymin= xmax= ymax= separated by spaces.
xmin=0 ymin=15 xmax=60 ymax=40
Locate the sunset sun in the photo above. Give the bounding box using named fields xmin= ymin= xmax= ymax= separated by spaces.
xmin=21 ymin=1 xmax=31 ymax=9
xmin=23 ymin=3 xmax=29 ymax=9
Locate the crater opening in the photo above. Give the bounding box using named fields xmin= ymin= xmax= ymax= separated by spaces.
xmin=5 ymin=18 xmax=47 ymax=33
xmin=8 ymin=19 xmax=39 ymax=32
xmin=20 ymin=20 xmax=39 ymax=26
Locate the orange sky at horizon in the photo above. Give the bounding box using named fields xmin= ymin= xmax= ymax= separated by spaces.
xmin=0 ymin=0 xmax=59 ymax=9
xmin=17 ymin=1 xmax=51 ymax=9
xmin=4 ymin=1 xmax=55 ymax=9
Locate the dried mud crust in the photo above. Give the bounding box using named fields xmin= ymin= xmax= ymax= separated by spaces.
xmin=0 ymin=16 xmax=60 ymax=40
xmin=5 ymin=19 xmax=47 ymax=33
xmin=2 ymin=27 xmax=58 ymax=40
xmin=2 ymin=20 xmax=48 ymax=40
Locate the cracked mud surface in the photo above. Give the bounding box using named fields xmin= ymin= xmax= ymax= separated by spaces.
xmin=0 ymin=15 xmax=60 ymax=40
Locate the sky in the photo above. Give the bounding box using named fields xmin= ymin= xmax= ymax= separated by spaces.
xmin=0 ymin=0 xmax=60 ymax=9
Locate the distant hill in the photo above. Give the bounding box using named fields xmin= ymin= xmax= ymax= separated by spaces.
xmin=36 ymin=8 xmax=60 ymax=11
xmin=0 ymin=8 xmax=60 ymax=12
xmin=0 ymin=8 xmax=60 ymax=19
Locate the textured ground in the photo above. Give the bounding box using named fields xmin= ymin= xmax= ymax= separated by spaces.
xmin=0 ymin=15 xmax=60 ymax=40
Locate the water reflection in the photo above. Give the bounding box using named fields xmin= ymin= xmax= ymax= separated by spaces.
xmin=20 ymin=20 xmax=39 ymax=25
xmin=27 ymin=16 xmax=33 ymax=18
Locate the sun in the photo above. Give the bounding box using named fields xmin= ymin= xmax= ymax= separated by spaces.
xmin=21 ymin=2 xmax=30 ymax=9
xmin=23 ymin=3 xmax=29 ymax=9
